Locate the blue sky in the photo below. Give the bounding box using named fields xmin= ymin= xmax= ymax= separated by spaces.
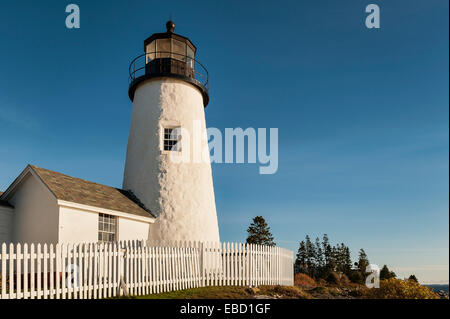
xmin=0 ymin=0 xmax=448 ymax=283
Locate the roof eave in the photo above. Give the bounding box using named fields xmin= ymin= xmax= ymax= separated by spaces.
xmin=57 ymin=200 xmax=156 ymax=224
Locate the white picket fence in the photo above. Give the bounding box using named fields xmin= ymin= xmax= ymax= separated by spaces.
xmin=0 ymin=241 xmax=294 ymax=299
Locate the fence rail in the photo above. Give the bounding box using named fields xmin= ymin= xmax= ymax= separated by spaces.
xmin=0 ymin=241 xmax=294 ymax=299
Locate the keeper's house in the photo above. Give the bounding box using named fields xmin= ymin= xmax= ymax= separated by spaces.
xmin=0 ymin=165 xmax=155 ymax=244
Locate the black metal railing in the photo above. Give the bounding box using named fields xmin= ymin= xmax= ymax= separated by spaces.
xmin=129 ymin=52 xmax=209 ymax=91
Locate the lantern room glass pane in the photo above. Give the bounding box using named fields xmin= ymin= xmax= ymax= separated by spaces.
xmin=172 ymin=39 xmax=186 ymax=61
xmin=146 ymin=41 xmax=156 ymax=63
xmin=187 ymin=45 xmax=195 ymax=69
xmin=156 ymin=38 xmax=171 ymax=58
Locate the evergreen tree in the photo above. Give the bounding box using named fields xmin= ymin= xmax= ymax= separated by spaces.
xmin=314 ymin=237 xmax=325 ymax=276
xmin=331 ymin=245 xmax=340 ymax=271
xmin=408 ymin=275 xmax=418 ymax=283
xmin=321 ymin=235 xmax=331 ymax=274
xmin=246 ymin=216 xmax=276 ymax=246
xmin=380 ymin=265 xmax=397 ymax=280
xmin=321 ymin=234 xmax=334 ymax=277
xmin=295 ymin=241 xmax=308 ymax=274
xmin=356 ymin=249 xmax=370 ymax=277
xmin=305 ymin=235 xmax=316 ymax=277
xmin=294 ymin=234 xmax=361 ymax=281
xmin=342 ymin=245 xmax=353 ymax=275
xmin=334 ymin=244 xmax=342 ymax=272
xmin=322 ymin=234 xmax=332 ymax=266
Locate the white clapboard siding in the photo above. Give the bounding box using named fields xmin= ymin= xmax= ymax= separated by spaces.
xmin=0 ymin=240 xmax=294 ymax=299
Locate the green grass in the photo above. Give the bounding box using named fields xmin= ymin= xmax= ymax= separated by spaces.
xmin=116 ymin=285 xmax=309 ymax=299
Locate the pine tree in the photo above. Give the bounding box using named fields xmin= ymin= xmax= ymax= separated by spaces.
xmin=322 ymin=234 xmax=331 ymax=264
xmin=335 ymin=244 xmax=341 ymax=272
xmin=246 ymin=216 xmax=276 ymax=246
xmin=380 ymin=265 xmax=396 ymax=280
xmin=342 ymin=245 xmax=353 ymax=275
xmin=314 ymin=237 xmax=325 ymax=277
xmin=305 ymin=235 xmax=316 ymax=277
xmin=356 ymin=249 xmax=370 ymax=277
xmin=295 ymin=241 xmax=308 ymax=274
xmin=334 ymin=243 xmax=351 ymax=275
xmin=322 ymin=234 xmax=334 ymax=276
xmin=408 ymin=274 xmax=418 ymax=283
xmin=332 ymin=244 xmax=339 ymax=272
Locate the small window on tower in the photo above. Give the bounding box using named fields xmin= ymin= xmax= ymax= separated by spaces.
xmin=163 ymin=127 xmax=181 ymax=152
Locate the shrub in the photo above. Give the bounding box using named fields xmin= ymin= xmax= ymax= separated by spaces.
xmin=325 ymin=272 xmax=340 ymax=285
xmin=364 ymin=278 xmax=439 ymax=299
xmin=348 ymin=270 xmax=364 ymax=284
xmin=316 ymin=278 xmax=327 ymax=287
xmin=294 ymin=273 xmax=316 ymax=288
xmin=340 ymin=274 xmax=350 ymax=285
xmin=310 ymin=286 xmax=329 ymax=294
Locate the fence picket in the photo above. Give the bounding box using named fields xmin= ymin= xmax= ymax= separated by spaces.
xmin=201 ymin=242 xmax=206 ymax=287
xmin=163 ymin=246 xmax=168 ymax=292
xmin=86 ymin=244 xmax=92 ymax=299
xmin=179 ymin=246 xmax=185 ymax=290
xmin=193 ymin=244 xmax=198 ymax=288
xmin=186 ymin=247 xmax=191 ymax=289
xmin=107 ymin=243 xmax=112 ymax=297
xmin=155 ymin=246 xmax=160 ymax=293
xmin=144 ymin=245 xmax=149 ymax=295
xmin=138 ymin=245 xmax=143 ymax=295
xmin=1 ymin=243 xmax=7 ymax=299
xmin=16 ymin=244 xmax=22 ymax=299
xmin=56 ymin=244 xmax=61 ymax=298
xmin=102 ymin=244 xmax=107 ymax=298
xmin=78 ymin=244 xmax=83 ymax=299
xmin=173 ymin=246 xmax=178 ymax=291
xmin=60 ymin=244 xmax=66 ymax=299
xmin=92 ymin=243 xmax=97 ymax=299
xmin=8 ymin=243 xmax=13 ymax=299
xmin=163 ymin=245 xmax=168 ymax=292
xmin=82 ymin=244 xmax=87 ymax=299
xmin=49 ymin=244 xmax=54 ymax=299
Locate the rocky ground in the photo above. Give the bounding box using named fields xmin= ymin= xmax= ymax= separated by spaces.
xmin=435 ymin=290 xmax=449 ymax=299
xmin=248 ymin=286 xmax=365 ymax=299
xmin=121 ymin=282 xmax=448 ymax=299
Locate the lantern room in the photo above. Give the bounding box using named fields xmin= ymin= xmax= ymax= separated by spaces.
xmin=144 ymin=21 xmax=196 ymax=67
xmin=128 ymin=21 xmax=210 ymax=107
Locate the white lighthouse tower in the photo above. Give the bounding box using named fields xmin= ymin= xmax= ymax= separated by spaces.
xmin=123 ymin=21 xmax=220 ymax=243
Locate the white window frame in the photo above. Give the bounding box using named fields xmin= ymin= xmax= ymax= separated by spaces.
xmin=98 ymin=213 xmax=117 ymax=243
xmin=161 ymin=125 xmax=182 ymax=153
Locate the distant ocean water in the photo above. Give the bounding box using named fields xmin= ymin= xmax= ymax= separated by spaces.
xmin=424 ymin=284 xmax=449 ymax=293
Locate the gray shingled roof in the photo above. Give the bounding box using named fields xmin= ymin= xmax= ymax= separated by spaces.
xmin=29 ymin=165 xmax=154 ymax=219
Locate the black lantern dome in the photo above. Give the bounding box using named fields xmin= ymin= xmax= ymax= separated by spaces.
xmin=128 ymin=21 xmax=210 ymax=107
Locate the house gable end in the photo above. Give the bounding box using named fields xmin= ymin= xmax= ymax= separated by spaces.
xmin=0 ymin=165 xmax=58 ymax=204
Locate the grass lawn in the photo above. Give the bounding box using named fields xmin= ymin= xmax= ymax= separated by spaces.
xmin=118 ymin=285 xmax=308 ymax=299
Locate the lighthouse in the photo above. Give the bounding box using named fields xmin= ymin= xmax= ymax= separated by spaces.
xmin=123 ymin=21 xmax=220 ymax=243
